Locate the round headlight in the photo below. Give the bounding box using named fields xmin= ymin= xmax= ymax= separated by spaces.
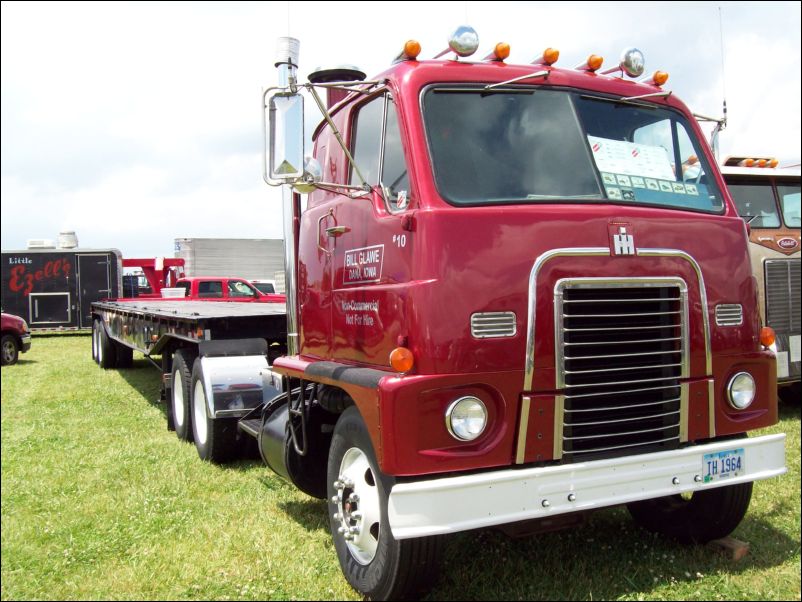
xmin=727 ymin=372 xmax=756 ymax=410
xmin=445 ymin=396 xmax=487 ymax=441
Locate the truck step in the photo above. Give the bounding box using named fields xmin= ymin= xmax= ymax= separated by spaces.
xmin=238 ymin=418 xmax=261 ymax=439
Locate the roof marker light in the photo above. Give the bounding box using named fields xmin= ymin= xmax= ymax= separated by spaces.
xmin=757 ymin=159 xmax=768 ymax=167
xmin=395 ymin=39 xmax=421 ymax=62
xmin=483 ymin=42 xmax=511 ymax=62
xmin=433 ymin=25 xmax=480 ymax=59
xmin=575 ymin=54 xmax=604 ymax=72
xmin=769 ymin=158 xmax=779 ymax=168
xmin=639 ymin=70 xmax=669 ymax=86
xmin=531 ymin=47 xmax=560 ymax=66
xmin=738 ymin=158 xmax=756 ymax=167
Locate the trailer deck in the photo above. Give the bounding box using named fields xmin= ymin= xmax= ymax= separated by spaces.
xmin=93 ymin=299 xmax=286 ymax=320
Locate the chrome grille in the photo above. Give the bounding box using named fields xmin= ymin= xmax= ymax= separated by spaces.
xmin=765 ymin=259 xmax=801 ymax=336
xmin=555 ymin=280 xmax=688 ymax=461
xmin=715 ymin=304 xmax=743 ymax=326
xmin=471 ymin=312 xmax=516 ymax=338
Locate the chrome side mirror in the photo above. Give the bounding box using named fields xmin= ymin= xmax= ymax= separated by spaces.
xmin=265 ymin=91 xmax=305 ymax=184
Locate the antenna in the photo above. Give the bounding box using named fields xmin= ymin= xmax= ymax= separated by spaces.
xmin=711 ymin=6 xmax=728 ymax=159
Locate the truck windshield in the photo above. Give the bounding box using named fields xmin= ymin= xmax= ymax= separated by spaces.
xmin=778 ymin=183 xmax=801 ymax=228
xmin=422 ymin=87 xmax=724 ymax=213
xmin=726 ymin=181 xmax=782 ymax=228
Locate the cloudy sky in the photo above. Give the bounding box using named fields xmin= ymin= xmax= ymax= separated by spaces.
xmin=2 ymin=1 xmax=800 ymax=257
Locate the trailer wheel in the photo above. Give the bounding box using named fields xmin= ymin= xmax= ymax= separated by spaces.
xmin=97 ymin=323 xmax=117 ymax=369
xmin=328 ymin=406 xmax=444 ymax=600
xmin=1 ymin=335 xmax=20 ymax=366
xmin=170 ymin=349 xmax=195 ymax=442
xmin=191 ymin=359 xmax=238 ymax=463
xmin=627 ymin=481 xmax=753 ymax=544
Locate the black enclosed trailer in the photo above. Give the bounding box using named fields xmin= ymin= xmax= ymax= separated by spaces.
xmin=1 ymin=248 xmax=122 ymax=330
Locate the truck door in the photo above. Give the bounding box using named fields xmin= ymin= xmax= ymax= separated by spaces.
xmin=329 ymin=93 xmax=414 ymax=366
xmin=78 ymin=253 xmax=111 ymax=328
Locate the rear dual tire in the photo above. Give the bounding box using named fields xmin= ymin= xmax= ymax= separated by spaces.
xmin=191 ymin=359 xmax=238 ymax=463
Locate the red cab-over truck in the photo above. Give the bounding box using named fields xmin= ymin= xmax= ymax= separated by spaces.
xmin=93 ymin=28 xmax=786 ymax=600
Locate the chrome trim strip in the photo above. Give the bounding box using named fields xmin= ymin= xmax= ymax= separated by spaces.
xmin=515 ymin=396 xmax=531 ymax=464
xmin=565 ymin=349 xmax=682 ymax=361
xmin=565 ymin=310 xmax=682 ymax=318
xmin=564 ymin=435 xmax=681 ymax=456
xmin=569 ymin=409 xmax=680 ymax=427
xmin=566 ymin=396 xmax=681 ymax=413
xmin=553 ymin=394 xmax=565 ymax=460
xmin=566 ymin=383 xmax=680 ymax=399
xmin=680 ymin=382 xmax=689 ymax=442
xmin=564 ymin=362 xmax=683 ymax=375
xmin=564 ymin=375 xmax=682 ymax=389
xmin=708 ymin=379 xmax=716 ymax=438
xmin=565 ymin=423 xmax=680 ymax=441
xmin=564 ymin=296 xmax=681 ymax=303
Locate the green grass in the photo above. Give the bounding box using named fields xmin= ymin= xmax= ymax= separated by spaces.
xmin=1 ymin=335 xmax=800 ymax=600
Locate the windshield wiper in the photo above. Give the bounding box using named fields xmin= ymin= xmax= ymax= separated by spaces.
xmin=484 ymin=70 xmax=549 ymax=91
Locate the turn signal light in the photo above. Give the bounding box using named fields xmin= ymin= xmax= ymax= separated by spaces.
xmin=390 ymin=347 xmax=414 ymax=373
xmin=760 ymin=326 xmax=776 ymax=348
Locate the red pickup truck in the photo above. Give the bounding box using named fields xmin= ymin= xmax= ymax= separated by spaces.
xmin=1 ymin=312 xmax=32 ymax=365
xmin=173 ymin=277 xmax=285 ymax=303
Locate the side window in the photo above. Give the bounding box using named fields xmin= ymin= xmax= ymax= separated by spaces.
xmin=198 ymin=281 xmax=223 ymax=298
xmin=228 ymin=280 xmax=256 ymax=298
xmin=349 ymin=96 xmax=384 ymax=187
xmin=177 ymin=282 xmax=190 ymax=297
xmin=383 ymin=97 xmax=410 ymax=211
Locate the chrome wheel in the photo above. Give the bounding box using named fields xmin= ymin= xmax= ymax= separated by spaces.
xmin=172 ymin=371 xmax=185 ymax=429
xmin=2 ymin=339 xmax=16 ymax=364
xmin=332 ymin=447 xmax=381 ymax=565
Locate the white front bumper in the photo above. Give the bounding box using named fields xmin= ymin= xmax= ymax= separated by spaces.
xmin=388 ymin=434 xmax=786 ymax=539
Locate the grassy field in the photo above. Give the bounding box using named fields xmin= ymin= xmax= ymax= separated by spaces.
xmin=1 ymin=335 xmax=800 ymax=600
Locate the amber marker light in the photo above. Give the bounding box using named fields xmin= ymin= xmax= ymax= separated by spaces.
xmin=757 ymin=159 xmax=768 ymax=167
xmin=768 ymin=158 xmax=779 ymax=168
xmin=760 ymin=327 xmax=776 ymax=348
xmin=390 ymin=347 xmax=414 ymax=373
xmin=739 ymin=158 xmax=756 ymax=167
xmin=404 ymin=39 xmax=421 ymax=60
xmin=652 ymin=70 xmax=669 ymax=86
xmin=493 ymin=42 xmax=511 ymax=61
xmin=543 ymin=47 xmax=560 ymax=65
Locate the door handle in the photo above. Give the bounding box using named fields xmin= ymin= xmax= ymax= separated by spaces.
xmin=326 ymin=226 xmax=350 ymax=237
xmin=35 ymin=299 xmax=39 ymax=318
xmin=317 ymin=209 xmax=334 ymax=254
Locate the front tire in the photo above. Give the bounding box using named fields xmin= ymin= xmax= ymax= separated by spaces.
xmin=1 ymin=334 xmax=19 ymax=366
xmin=627 ymin=481 xmax=753 ymax=544
xmin=328 ymin=406 xmax=443 ymax=600
xmin=191 ymin=359 xmax=238 ymax=463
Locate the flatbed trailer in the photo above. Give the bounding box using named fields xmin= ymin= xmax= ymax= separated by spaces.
xmin=91 ymin=298 xmax=287 ymax=460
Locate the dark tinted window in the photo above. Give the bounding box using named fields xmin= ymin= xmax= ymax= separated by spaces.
xmin=349 ymin=95 xmax=384 ymax=187
xmin=778 ymin=183 xmax=801 ymax=227
xmin=177 ymin=282 xmax=190 ymax=296
xmin=727 ymin=181 xmax=781 ymax=227
xmin=423 ymin=88 xmax=600 ymax=204
xmin=197 ymin=281 xmax=223 ymax=298
xmin=253 ymin=282 xmax=275 ymax=294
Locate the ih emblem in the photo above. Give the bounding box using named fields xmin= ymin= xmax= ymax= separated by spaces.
xmin=613 ymin=226 xmax=635 ymax=255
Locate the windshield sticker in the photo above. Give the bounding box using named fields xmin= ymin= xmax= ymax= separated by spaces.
xmin=601 ymin=172 xmax=617 ymax=186
xmin=672 ymin=183 xmax=687 ymax=194
xmin=606 ymin=187 xmax=623 ymax=200
xmin=616 ymin=175 xmax=632 ymax=187
xmin=685 ymin=183 xmax=699 ymax=196
xmin=622 ymin=189 xmax=636 ymax=201
xmin=343 ymin=245 xmax=384 ymax=285
xmin=645 ymin=179 xmax=659 ymax=191
xmin=659 ymin=181 xmax=673 ymax=193
xmin=588 ymin=136 xmax=676 ymax=181
xmin=630 ymin=176 xmax=646 ymax=188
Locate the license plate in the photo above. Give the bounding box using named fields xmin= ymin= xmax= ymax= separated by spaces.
xmin=703 ymin=448 xmax=744 ymax=483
